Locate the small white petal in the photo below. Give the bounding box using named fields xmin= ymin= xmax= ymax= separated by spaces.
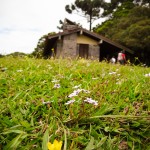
xmin=65 ymin=99 xmax=75 ymax=105
xmin=52 ymin=79 xmax=60 ymax=83
xmin=144 ymin=73 xmax=150 ymax=77
xmin=54 ymin=84 xmax=60 ymax=88
xmin=42 ymin=101 xmax=51 ymax=104
xmin=17 ymin=69 xmax=23 ymax=72
xmin=73 ymin=85 xmax=81 ymax=89
xmin=84 ymin=98 xmax=98 ymax=106
xmin=109 ymin=72 xmax=116 ymax=75
xmin=92 ymin=77 xmax=99 ymax=80
xmin=68 ymin=92 xmax=78 ymax=98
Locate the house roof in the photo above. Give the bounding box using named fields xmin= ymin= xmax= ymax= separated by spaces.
xmin=63 ymin=18 xmax=77 ymax=25
xmin=48 ymin=26 xmax=134 ymax=54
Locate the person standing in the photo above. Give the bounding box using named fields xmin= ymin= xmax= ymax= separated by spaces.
xmin=117 ymin=51 xmax=126 ymax=65
xmin=110 ymin=56 xmax=116 ymax=64
xmin=122 ymin=51 xmax=126 ymax=64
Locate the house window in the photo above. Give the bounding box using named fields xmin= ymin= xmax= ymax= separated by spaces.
xmin=79 ymin=44 xmax=89 ymax=59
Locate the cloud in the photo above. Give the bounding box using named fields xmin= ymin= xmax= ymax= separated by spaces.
xmin=0 ymin=28 xmax=41 ymax=54
xmin=0 ymin=0 xmax=106 ymax=55
xmin=0 ymin=0 xmax=76 ymax=54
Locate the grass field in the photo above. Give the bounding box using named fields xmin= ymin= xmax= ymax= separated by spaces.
xmin=0 ymin=57 xmax=150 ymax=150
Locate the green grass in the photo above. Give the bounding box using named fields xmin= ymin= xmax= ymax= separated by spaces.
xmin=0 ymin=57 xmax=150 ymax=150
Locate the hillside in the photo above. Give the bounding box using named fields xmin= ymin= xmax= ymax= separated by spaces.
xmin=0 ymin=57 xmax=150 ymax=149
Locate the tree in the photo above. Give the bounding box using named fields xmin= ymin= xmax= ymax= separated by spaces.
xmin=32 ymin=32 xmax=56 ymax=58
xmin=6 ymin=52 xmax=27 ymax=57
xmin=134 ymin=0 xmax=150 ymax=7
xmin=32 ymin=35 xmax=47 ymax=58
xmin=93 ymin=1 xmax=135 ymax=35
xmin=102 ymin=0 xmax=149 ymax=17
xmin=119 ymin=7 xmax=150 ymax=51
xmin=57 ymin=20 xmax=64 ymax=31
xmin=94 ymin=5 xmax=150 ymax=65
xmin=0 ymin=54 xmax=4 ymax=58
xmin=65 ymin=0 xmax=106 ymax=31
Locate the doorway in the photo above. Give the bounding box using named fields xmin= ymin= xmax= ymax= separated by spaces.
xmin=79 ymin=44 xmax=89 ymax=59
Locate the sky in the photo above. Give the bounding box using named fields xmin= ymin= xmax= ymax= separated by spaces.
xmin=0 ymin=0 xmax=107 ymax=55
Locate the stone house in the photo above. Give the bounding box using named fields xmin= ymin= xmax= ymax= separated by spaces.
xmin=44 ymin=18 xmax=134 ymax=61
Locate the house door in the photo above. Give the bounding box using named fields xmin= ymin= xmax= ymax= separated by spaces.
xmin=79 ymin=44 xmax=89 ymax=59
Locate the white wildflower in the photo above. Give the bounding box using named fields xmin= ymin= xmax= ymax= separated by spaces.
xmin=42 ymin=101 xmax=51 ymax=105
xmin=65 ymin=99 xmax=75 ymax=105
xmin=92 ymin=77 xmax=99 ymax=80
xmin=68 ymin=88 xmax=90 ymax=98
xmin=109 ymin=72 xmax=116 ymax=75
xmin=144 ymin=73 xmax=150 ymax=77
xmin=73 ymin=84 xmax=81 ymax=89
xmin=1 ymin=67 xmax=7 ymax=71
xmin=84 ymin=98 xmax=98 ymax=106
xmin=75 ymin=89 xmax=83 ymax=94
xmin=41 ymin=99 xmax=52 ymax=105
xmin=52 ymin=79 xmax=60 ymax=83
xmin=116 ymin=81 xmax=122 ymax=85
xmin=54 ymin=84 xmax=60 ymax=88
xmin=68 ymin=92 xmax=78 ymax=98
xmin=17 ymin=69 xmax=23 ymax=72
xmin=68 ymin=89 xmax=82 ymax=98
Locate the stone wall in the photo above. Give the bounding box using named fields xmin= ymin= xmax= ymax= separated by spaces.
xmin=62 ymin=33 xmax=77 ymax=58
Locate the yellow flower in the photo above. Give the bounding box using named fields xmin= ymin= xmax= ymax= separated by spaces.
xmin=47 ymin=139 xmax=62 ymax=150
